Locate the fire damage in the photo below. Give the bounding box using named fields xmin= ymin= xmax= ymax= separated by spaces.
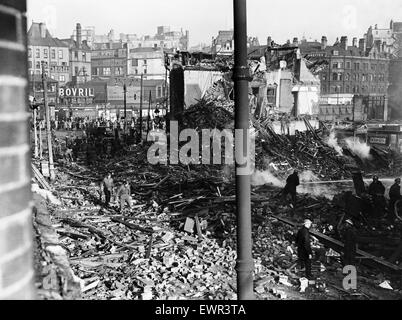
xmin=30 ymin=93 xmax=402 ymax=300
xmin=28 ymin=49 xmax=402 ymax=301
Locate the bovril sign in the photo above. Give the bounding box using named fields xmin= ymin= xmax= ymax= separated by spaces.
xmin=59 ymin=88 xmax=95 ymax=97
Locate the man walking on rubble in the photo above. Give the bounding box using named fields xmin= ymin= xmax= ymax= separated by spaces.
xmin=368 ymin=175 xmax=386 ymax=218
xmin=101 ymin=173 xmax=114 ymax=207
xmin=117 ymin=181 xmax=132 ymax=212
xmin=388 ymin=178 xmax=402 ymax=223
xmin=342 ymin=219 xmax=357 ymax=267
xmin=295 ymin=219 xmax=313 ymax=279
xmin=282 ymin=171 xmax=300 ymax=208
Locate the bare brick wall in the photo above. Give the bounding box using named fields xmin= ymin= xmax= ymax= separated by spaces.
xmin=0 ymin=0 xmax=35 ymax=300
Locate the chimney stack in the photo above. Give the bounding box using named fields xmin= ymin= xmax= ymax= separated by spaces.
xmin=267 ymin=36 xmax=272 ymax=47
xmin=39 ymin=23 xmax=46 ymax=38
xmin=352 ymin=37 xmax=358 ymax=47
xmin=321 ymin=36 xmax=327 ymax=50
xmin=293 ymin=37 xmax=298 ymax=46
xmin=76 ymin=23 xmax=82 ymax=48
xmin=359 ymin=38 xmax=367 ymax=53
xmin=340 ymin=36 xmax=348 ymax=50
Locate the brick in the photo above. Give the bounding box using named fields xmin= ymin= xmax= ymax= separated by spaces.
xmin=0 ymin=121 xmax=28 ymax=148
xmin=0 ymin=0 xmax=26 ymax=12
xmin=0 ymin=48 xmax=26 ymax=77
xmin=0 ymin=215 xmax=31 ymax=257
xmin=0 ymin=184 xmax=31 ymax=218
xmin=0 ymin=248 xmax=32 ymax=289
xmin=0 ymin=154 xmax=21 ymax=185
xmin=0 ymin=85 xmax=26 ymax=113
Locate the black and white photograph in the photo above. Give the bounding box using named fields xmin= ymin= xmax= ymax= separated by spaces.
xmin=1 ymin=0 xmax=402 ymax=308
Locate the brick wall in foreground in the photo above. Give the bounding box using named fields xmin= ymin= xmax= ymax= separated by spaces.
xmin=0 ymin=0 xmax=35 ymax=300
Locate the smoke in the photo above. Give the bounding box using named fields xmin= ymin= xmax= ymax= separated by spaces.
xmin=251 ymin=169 xmax=319 ymax=187
xmin=251 ymin=170 xmax=284 ymax=188
xmin=345 ymin=137 xmax=372 ymax=160
xmin=299 ymin=170 xmax=320 ymax=183
xmin=326 ymin=131 xmax=343 ymax=156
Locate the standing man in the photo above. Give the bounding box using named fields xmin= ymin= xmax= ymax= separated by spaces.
xmin=368 ymin=175 xmax=386 ymax=218
xmin=282 ymin=171 xmax=300 ymax=208
xmin=389 ymin=178 xmax=402 ymax=223
xmin=368 ymin=175 xmax=385 ymax=196
xmin=102 ymin=173 xmax=114 ymax=207
xmin=342 ymin=219 xmax=357 ymax=267
xmin=295 ymin=219 xmax=313 ymax=279
xmin=117 ymin=181 xmax=132 ymax=213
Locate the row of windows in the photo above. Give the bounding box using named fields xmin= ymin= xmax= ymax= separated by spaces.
xmin=132 ymin=59 xmax=148 ymax=67
xmin=92 ymin=67 xmax=149 ymax=76
xmin=29 ymin=70 xmax=66 ymax=82
xmin=331 ymin=61 xmax=386 ymax=71
xmin=322 ymin=85 xmax=386 ymax=94
xmin=28 ymin=61 xmax=68 ymax=70
xmin=327 ymin=73 xmax=386 ymax=82
xmin=28 ymin=48 xmax=64 ymax=59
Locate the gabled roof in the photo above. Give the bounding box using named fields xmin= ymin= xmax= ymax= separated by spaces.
xmin=28 ymin=22 xmax=68 ymax=48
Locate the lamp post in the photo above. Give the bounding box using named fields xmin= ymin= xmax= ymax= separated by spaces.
xmin=139 ymin=74 xmax=144 ymax=141
xmin=233 ymin=0 xmax=254 ymax=300
xmin=42 ymin=62 xmax=55 ymax=181
xmin=123 ymin=83 xmax=127 ymax=134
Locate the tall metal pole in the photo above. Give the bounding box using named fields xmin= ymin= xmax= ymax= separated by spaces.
xmin=147 ymin=91 xmax=152 ymax=135
xmin=139 ymin=74 xmax=144 ymax=141
xmin=42 ymin=62 xmax=56 ymax=181
xmin=124 ymin=83 xmax=127 ymax=135
xmin=39 ymin=121 xmax=43 ymax=159
xmin=233 ymin=0 xmax=254 ymax=300
xmin=352 ymin=95 xmax=356 ymax=139
xmin=33 ymin=108 xmax=39 ymax=158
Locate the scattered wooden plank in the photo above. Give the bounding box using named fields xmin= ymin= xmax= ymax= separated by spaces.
xmin=111 ymin=217 xmax=154 ymax=234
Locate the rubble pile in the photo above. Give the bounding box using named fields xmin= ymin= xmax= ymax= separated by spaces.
xmin=254 ymin=119 xmax=353 ymax=180
xmin=179 ymin=99 xmax=234 ymax=131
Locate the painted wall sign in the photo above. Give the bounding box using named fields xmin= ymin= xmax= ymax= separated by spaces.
xmin=369 ymin=136 xmax=387 ymax=145
xmin=59 ymin=88 xmax=95 ymax=97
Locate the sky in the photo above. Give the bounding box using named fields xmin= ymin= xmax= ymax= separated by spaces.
xmin=27 ymin=0 xmax=402 ymax=47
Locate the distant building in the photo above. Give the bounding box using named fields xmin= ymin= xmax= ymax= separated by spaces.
xmin=95 ymin=26 xmax=189 ymax=51
xmin=128 ymin=47 xmax=165 ymax=79
xmin=300 ymin=35 xmax=390 ymax=121
xmin=62 ymin=23 xmax=92 ymax=84
xmin=211 ymin=30 xmax=259 ymax=56
xmin=28 ymin=22 xmax=70 ymax=85
xmin=365 ymin=20 xmax=402 ymax=58
xmin=212 ymin=30 xmax=234 ymax=56
xmin=71 ymin=26 xmax=95 ymax=48
xmin=91 ymin=42 xmax=129 ymax=78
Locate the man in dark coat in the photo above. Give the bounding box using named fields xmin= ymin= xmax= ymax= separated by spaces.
xmin=368 ymin=175 xmax=386 ymax=218
xmin=389 ymin=178 xmax=402 ymax=223
xmin=282 ymin=171 xmax=300 ymax=208
xmin=342 ymin=219 xmax=357 ymax=266
xmin=295 ymin=219 xmax=313 ymax=279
